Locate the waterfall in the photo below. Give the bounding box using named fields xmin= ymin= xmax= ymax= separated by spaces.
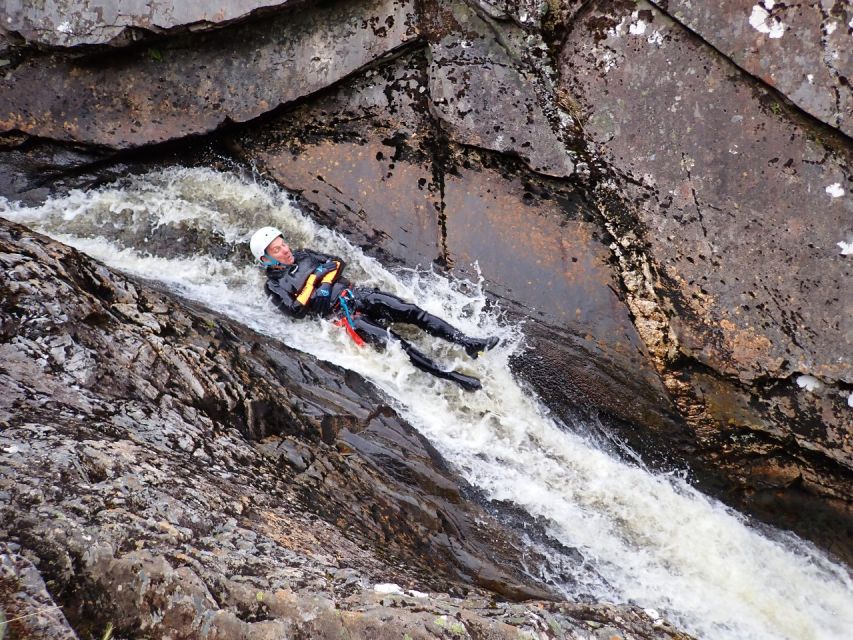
xmin=3 ymin=166 xmax=851 ymax=640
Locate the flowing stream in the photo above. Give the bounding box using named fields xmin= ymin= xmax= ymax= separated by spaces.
xmin=2 ymin=167 xmax=851 ymax=640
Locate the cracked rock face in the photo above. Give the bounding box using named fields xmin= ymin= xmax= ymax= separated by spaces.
xmin=0 ymin=0 xmax=417 ymax=148
xmin=0 ymin=1 xmax=298 ymax=48
xmin=658 ymin=0 xmax=852 ymax=138
xmin=424 ymin=0 xmax=577 ymax=178
xmin=558 ymin=0 xmax=853 ymax=559
xmin=0 ymin=220 xmax=692 ymax=639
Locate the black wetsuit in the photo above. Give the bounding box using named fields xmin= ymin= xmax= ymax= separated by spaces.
xmin=265 ymin=249 xmax=489 ymax=390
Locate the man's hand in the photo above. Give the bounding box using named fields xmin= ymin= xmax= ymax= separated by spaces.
xmin=313 ymin=260 xmax=338 ymax=277
xmin=312 ymin=283 xmax=333 ymax=314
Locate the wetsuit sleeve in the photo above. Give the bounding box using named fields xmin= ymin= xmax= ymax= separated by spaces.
xmin=265 ymin=278 xmax=308 ymax=319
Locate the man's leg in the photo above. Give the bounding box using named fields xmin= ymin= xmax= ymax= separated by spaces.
xmin=352 ymin=315 xmax=482 ymax=391
xmin=352 ymin=289 xmax=498 ymax=358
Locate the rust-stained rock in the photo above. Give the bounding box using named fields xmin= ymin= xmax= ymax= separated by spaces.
xmin=654 ymin=0 xmax=852 ymax=137
xmin=557 ymin=0 xmax=853 ymax=557
xmin=423 ymin=0 xmax=577 ymax=178
xmin=0 ymin=0 xmax=417 ymax=148
xmin=1 ymin=0 xmax=299 ymax=48
xmin=559 ymin=0 xmax=852 ymax=385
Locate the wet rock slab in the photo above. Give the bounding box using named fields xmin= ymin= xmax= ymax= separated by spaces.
xmin=1 ymin=1 xmax=299 ymax=48
xmin=0 ymin=0 xmax=417 ymax=148
xmin=655 ymin=0 xmax=852 ymax=137
xmin=558 ymin=0 xmax=853 ymax=557
xmin=233 ymin=48 xmax=681 ymax=441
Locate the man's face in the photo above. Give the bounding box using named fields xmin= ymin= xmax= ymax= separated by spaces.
xmin=264 ymin=236 xmax=294 ymax=265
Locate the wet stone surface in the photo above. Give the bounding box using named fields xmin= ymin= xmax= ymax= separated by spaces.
xmin=655 ymin=0 xmax=852 ymax=137
xmin=0 ymin=220 xmax=692 ymax=639
xmin=557 ymin=0 xmax=853 ymax=560
xmin=1 ymin=1 xmax=300 ymax=48
xmin=0 ymin=0 xmax=418 ymax=148
xmin=232 ymin=46 xmax=683 ymax=447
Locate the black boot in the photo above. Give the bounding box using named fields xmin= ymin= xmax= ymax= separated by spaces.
xmin=460 ymin=335 xmax=500 ymax=359
xmin=446 ymin=370 xmax=483 ymax=392
xmin=395 ymin=332 xmax=482 ymax=391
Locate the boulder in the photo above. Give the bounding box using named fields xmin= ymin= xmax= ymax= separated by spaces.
xmin=0 ymin=0 xmax=417 ymax=147
xmin=653 ymin=0 xmax=852 ymax=137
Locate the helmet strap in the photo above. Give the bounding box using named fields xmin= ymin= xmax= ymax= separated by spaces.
xmin=260 ymin=253 xmax=284 ymax=268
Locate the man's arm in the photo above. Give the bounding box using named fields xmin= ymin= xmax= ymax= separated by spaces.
xmin=265 ymin=278 xmax=308 ymax=319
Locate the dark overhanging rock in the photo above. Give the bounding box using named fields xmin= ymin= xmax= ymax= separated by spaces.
xmin=1 ymin=1 xmax=303 ymax=48
xmin=0 ymin=0 xmax=419 ymax=148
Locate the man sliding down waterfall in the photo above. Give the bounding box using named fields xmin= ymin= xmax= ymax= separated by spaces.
xmin=250 ymin=226 xmax=499 ymax=391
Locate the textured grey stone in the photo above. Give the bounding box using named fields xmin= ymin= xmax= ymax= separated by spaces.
xmin=655 ymin=0 xmax=852 ymax=137
xmin=426 ymin=2 xmax=576 ymax=177
xmin=0 ymin=0 xmax=296 ymax=47
xmin=0 ymin=0 xmax=418 ymax=148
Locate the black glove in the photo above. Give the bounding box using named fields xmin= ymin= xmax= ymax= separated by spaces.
xmin=312 ymin=283 xmax=333 ymax=315
xmin=313 ymin=260 xmax=337 ymax=277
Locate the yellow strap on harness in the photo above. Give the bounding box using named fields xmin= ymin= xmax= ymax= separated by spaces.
xmin=295 ymin=262 xmax=340 ymax=305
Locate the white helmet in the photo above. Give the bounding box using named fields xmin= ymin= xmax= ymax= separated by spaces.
xmin=249 ymin=226 xmax=283 ymax=262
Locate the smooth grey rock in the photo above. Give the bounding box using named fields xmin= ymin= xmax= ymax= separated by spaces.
xmin=0 ymin=0 xmax=418 ymax=148
xmin=425 ymin=1 xmax=576 ymax=177
xmin=654 ymin=0 xmax=852 ymax=137
xmin=0 ymin=1 xmax=297 ymax=47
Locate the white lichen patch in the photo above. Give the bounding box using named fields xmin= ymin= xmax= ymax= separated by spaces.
xmin=837 ymin=240 xmax=853 ymax=256
xmin=56 ymin=21 xmax=73 ymax=34
xmin=608 ymin=17 xmax=627 ymax=38
xmin=825 ymin=21 xmax=837 ymax=35
xmin=647 ymin=30 xmax=664 ymax=46
xmin=630 ymin=20 xmax=647 ymax=36
xmin=807 ymin=74 xmax=814 ymax=84
xmin=750 ymin=5 xmax=786 ymax=38
xmin=796 ymin=375 xmax=823 ymax=392
xmin=373 ymin=583 xmax=403 ymax=594
xmin=825 ymin=183 xmax=845 ymax=198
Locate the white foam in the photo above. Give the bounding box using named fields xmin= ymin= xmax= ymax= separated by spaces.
xmin=3 ymin=167 xmax=852 ymax=640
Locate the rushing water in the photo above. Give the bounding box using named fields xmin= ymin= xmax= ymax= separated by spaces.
xmin=2 ymin=167 xmax=851 ymax=640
